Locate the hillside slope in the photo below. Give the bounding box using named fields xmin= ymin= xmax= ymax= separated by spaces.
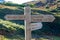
xmin=0 ymin=3 xmax=60 ymax=40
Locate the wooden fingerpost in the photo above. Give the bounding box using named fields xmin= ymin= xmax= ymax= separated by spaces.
xmin=24 ymin=7 xmax=31 ymax=40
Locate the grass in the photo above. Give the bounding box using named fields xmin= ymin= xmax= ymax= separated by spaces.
xmin=0 ymin=35 xmax=60 ymax=40
xmin=0 ymin=4 xmax=20 ymax=10
xmin=0 ymin=35 xmax=24 ymax=40
xmin=0 ymin=3 xmax=60 ymax=40
xmin=31 ymin=7 xmax=57 ymax=12
xmin=53 ymin=36 xmax=60 ymax=40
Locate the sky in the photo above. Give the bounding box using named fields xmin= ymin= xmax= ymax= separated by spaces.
xmin=5 ymin=0 xmax=34 ymax=4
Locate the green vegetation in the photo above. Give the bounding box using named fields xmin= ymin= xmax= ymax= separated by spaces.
xmin=0 ymin=2 xmax=60 ymax=40
xmin=0 ymin=19 xmax=25 ymax=40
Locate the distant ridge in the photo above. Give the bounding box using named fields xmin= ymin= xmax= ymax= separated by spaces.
xmin=24 ymin=0 xmax=59 ymax=5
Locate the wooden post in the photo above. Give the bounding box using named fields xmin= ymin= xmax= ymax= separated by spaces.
xmin=24 ymin=7 xmax=31 ymax=40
